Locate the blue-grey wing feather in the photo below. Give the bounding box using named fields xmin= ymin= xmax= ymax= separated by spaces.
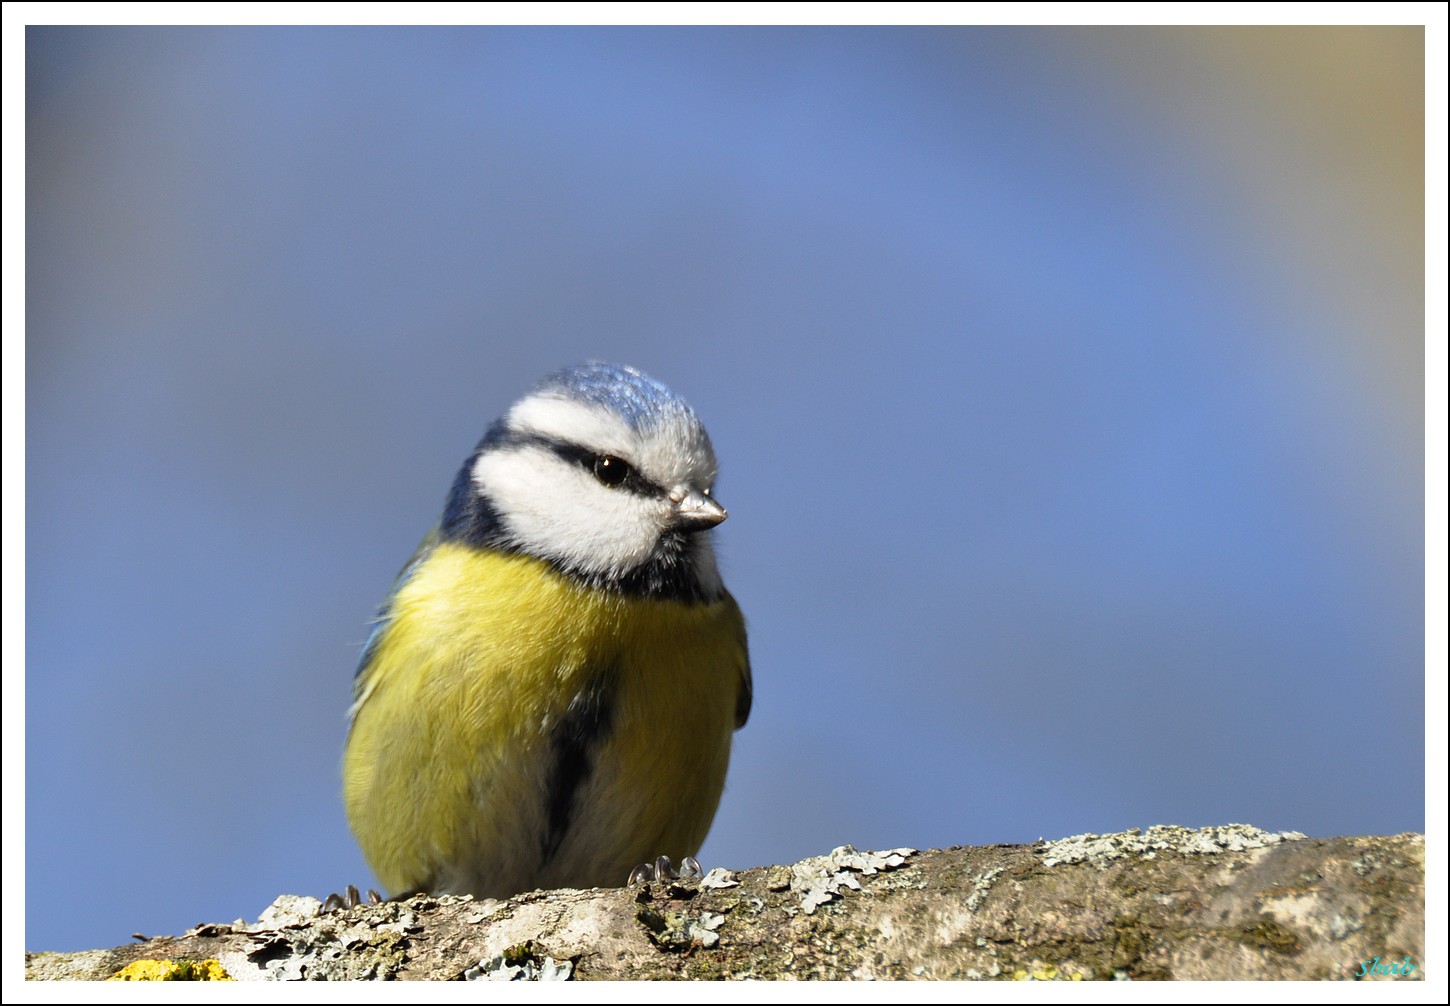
xmin=351 ymin=527 xmax=440 ymax=708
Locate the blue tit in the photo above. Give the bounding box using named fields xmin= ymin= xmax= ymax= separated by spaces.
xmin=343 ymin=362 xmax=751 ymax=900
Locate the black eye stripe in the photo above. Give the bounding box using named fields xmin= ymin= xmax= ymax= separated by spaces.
xmin=501 ymin=432 xmax=666 ymax=498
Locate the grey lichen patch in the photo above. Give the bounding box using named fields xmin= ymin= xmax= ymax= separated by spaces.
xmin=1327 ymin=913 xmax=1365 ymax=940
xmin=700 ymin=868 xmax=740 ymax=890
xmin=464 ymin=941 xmax=573 ymax=981
xmin=790 ymin=846 xmax=915 ymax=915
xmin=965 ymin=867 xmax=1005 ymax=913
xmin=1038 ymin=824 xmax=1306 ymax=867
xmin=636 ymin=906 xmax=727 ymax=951
xmin=1349 ymin=844 xmax=1403 ymax=877
xmin=252 ymin=894 xmax=324 ymax=929
xmin=233 ymin=897 xmax=422 ymax=980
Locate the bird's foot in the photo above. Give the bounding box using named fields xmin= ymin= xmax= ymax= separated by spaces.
xmin=627 ymin=854 xmax=703 ymax=885
xmin=320 ymin=884 xmax=384 ymax=912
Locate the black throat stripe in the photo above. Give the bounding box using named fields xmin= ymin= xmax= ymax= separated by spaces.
xmin=541 ymin=667 xmax=617 ymax=866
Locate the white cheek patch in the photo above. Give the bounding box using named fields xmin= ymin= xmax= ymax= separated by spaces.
xmin=472 ymin=447 xmax=665 ymax=574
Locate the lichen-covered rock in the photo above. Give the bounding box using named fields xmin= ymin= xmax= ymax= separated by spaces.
xmin=24 ymin=827 xmax=1425 ymax=981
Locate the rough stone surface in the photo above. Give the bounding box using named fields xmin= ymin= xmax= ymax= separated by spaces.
xmin=24 ymin=828 xmax=1425 ymax=981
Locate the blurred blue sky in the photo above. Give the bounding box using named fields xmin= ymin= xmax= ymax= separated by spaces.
xmin=20 ymin=25 xmax=1430 ymax=952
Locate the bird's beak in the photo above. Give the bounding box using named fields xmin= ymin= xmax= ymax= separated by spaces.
xmin=672 ymin=488 xmax=727 ymax=531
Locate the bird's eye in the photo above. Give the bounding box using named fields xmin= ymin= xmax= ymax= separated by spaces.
xmin=592 ymin=454 xmax=631 ymax=488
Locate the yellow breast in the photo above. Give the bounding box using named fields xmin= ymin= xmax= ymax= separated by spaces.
xmin=342 ymin=541 xmax=746 ymax=897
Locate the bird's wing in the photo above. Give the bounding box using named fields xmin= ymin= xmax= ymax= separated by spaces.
xmin=349 ymin=526 xmax=441 ymax=722
xmin=731 ymin=594 xmax=752 ymax=730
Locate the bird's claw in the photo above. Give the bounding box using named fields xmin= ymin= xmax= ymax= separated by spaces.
xmin=627 ymin=854 xmax=703 ymax=885
xmin=321 ymin=884 xmax=383 ymax=912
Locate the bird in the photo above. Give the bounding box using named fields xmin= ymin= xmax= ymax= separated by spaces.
xmin=342 ymin=362 xmax=751 ymax=902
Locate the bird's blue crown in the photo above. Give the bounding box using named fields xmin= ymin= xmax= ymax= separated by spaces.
xmin=533 ymin=363 xmax=699 ymax=432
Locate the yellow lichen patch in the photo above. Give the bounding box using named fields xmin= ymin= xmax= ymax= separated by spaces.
xmin=108 ymin=958 xmax=234 ymax=981
xmin=1011 ymin=963 xmax=1083 ymax=981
